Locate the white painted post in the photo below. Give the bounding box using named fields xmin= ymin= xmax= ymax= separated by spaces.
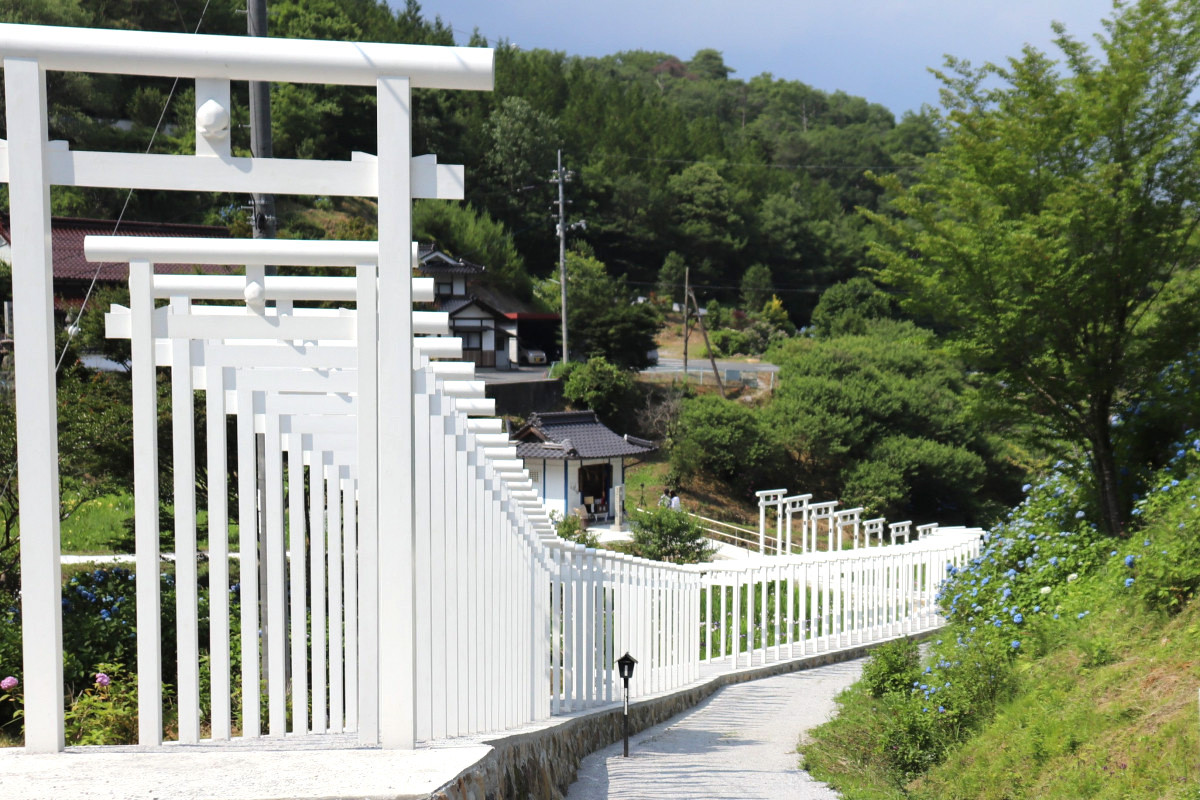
xmin=236 ymin=379 xmax=261 ymax=738
xmin=286 ymin=432 xmax=308 ymax=735
xmin=355 ymin=262 xmax=379 ymax=745
xmin=732 ymin=570 xmax=742 ymax=669
xmin=328 ymin=466 xmax=345 ymax=731
xmin=170 ymin=298 xmax=201 ymax=744
xmin=342 ymin=469 xmax=359 ymax=731
xmin=265 ymin=408 xmax=288 ymax=736
xmin=4 ymin=55 xmax=65 ymax=753
xmin=718 ymin=574 xmax=727 ymax=662
xmin=207 ymin=363 xmax=232 ymax=740
xmin=130 ymin=260 xmax=163 ymax=745
xmin=376 ymin=73 xmax=417 ymax=750
xmin=770 ymin=564 xmax=780 ymax=661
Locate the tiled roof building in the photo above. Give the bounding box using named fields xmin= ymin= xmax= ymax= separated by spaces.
xmin=514 ymin=411 xmax=656 ymax=460
xmin=513 ymin=411 xmax=656 ymax=522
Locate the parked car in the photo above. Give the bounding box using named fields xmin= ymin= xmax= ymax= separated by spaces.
xmin=518 ymin=342 xmax=547 ymax=365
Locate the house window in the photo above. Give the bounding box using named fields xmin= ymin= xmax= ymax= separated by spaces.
xmin=462 ymin=331 xmax=482 ymax=350
xmin=528 ymin=468 xmax=540 ymax=486
xmin=435 ymin=280 xmax=453 ymax=296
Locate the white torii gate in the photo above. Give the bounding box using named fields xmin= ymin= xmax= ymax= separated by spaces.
xmin=0 ymin=21 xmax=491 ymax=752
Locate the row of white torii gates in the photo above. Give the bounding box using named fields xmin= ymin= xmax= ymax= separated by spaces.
xmin=755 ymin=489 xmax=936 ymax=555
xmin=0 ymin=23 xmax=982 ymax=754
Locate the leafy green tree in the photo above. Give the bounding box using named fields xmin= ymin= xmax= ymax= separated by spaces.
xmin=629 ymin=506 xmax=712 ymax=564
xmin=866 ymin=0 xmax=1200 ymax=535
xmin=657 ymin=251 xmax=688 ymax=305
xmin=667 ymin=163 xmax=745 ymax=282
xmin=764 ymin=320 xmax=1002 ymax=521
xmin=739 ymin=263 xmax=773 ymax=311
xmin=559 ymin=356 xmax=636 ymax=427
xmin=810 ymin=277 xmax=894 ymax=337
xmin=670 ymin=394 xmax=781 ymax=494
xmin=535 ymin=251 xmax=661 ymax=368
xmin=413 ymin=200 xmax=532 ymax=300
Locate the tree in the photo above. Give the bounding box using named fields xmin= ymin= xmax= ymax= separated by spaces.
xmin=629 ymin=507 xmax=712 ymax=564
xmin=535 ymin=250 xmax=662 ymax=369
xmin=666 ymin=163 xmax=745 ymax=282
xmin=764 ymin=320 xmax=1001 ymax=522
xmin=867 ymin=0 xmax=1200 ymax=535
xmin=810 ymin=277 xmax=894 ymax=337
xmin=413 ymin=200 xmax=532 ymax=300
xmin=739 ymin=263 xmax=773 ymax=311
xmin=559 ymin=356 xmax=635 ymax=427
xmin=670 ymin=394 xmax=781 ymax=494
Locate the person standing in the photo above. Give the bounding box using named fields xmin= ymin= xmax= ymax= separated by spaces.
xmin=669 ymin=490 xmax=681 ymax=511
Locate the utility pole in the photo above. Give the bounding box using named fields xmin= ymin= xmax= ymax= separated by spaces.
xmin=688 ymin=288 xmax=724 ymax=394
xmin=682 ymin=266 xmax=690 ymax=379
xmin=553 ymin=149 xmax=569 ymax=363
xmin=551 ymin=150 xmax=585 ymax=364
xmin=248 ymin=0 xmax=276 ymax=241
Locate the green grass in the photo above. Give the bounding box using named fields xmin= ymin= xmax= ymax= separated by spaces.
xmin=60 ymin=493 xmax=133 ymax=554
xmin=622 ymin=451 xmax=672 ymax=509
xmin=59 ymin=491 xmax=239 ymax=555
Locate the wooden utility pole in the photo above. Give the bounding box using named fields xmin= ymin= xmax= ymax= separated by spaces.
xmin=554 ymin=149 xmax=569 ymax=363
xmin=688 ymin=288 xmax=723 ymax=394
xmin=682 ymin=266 xmax=690 ymax=378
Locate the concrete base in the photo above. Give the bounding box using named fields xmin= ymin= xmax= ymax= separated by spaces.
xmin=0 ymin=629 xmax=937 ymax=800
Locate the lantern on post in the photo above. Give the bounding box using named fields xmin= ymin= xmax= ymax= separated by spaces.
xmin=617 ymin=652 xmax=637 ymax=757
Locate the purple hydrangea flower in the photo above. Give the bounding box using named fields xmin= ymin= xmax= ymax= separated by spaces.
xmin=95 ymin=672 xmax=111 ymax=687
xmin=0 ymin=676 xmax=17 ymax=691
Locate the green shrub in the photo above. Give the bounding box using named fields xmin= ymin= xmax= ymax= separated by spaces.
xmin=552 ymin=510 xmax=599 ymax=549
xmin=63 ymin=663 xmax=139 ymax=745
xmin=861 ymin=637 xmax=920 ymax=698
xmin=1128 ymin=445 xmax=1200 ymax=614
xmin=670 ymin=395 xmax=781 ymax=493
xmin=629 ymin=507 xmax=713 ymax=564
xmin=560 ymin=356 xmax=636 ymax=426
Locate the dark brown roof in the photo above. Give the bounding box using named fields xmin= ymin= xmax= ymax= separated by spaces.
xmin=0 ymin=216 xmax=233 ymax=284
xmin=417 ymin=245 xmax=485 ymax=276
xmin=514 ymin=410 xmax=656 ymax=460
xmin=436 ymin=294 xmax=509 ymax=320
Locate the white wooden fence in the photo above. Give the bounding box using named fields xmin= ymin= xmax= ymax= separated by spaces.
xmin=3 ymin=22 xmax=982 ymax=754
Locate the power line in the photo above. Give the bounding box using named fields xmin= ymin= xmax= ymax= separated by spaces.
xmin=625 ymin=279 xmax=824 ymax=294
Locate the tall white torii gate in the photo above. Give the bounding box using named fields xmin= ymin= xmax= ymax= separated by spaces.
xmin=0 ymin=22 xmax=492 ymax=753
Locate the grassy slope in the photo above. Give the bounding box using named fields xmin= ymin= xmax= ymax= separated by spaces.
xmin=911 ymin=595 xmax=1200 ymax=799
xmin=803 ymin=449 xmax=1200 ymax=800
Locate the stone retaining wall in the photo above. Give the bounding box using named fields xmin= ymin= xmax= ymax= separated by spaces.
xmin=429 ymin=632 xmax=936 ymax=800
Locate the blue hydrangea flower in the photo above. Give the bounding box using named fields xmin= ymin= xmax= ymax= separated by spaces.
xmin=1124 ymin=578 xmax=1135 ymax=587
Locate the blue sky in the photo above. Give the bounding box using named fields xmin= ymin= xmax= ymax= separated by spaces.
xmin=417 ymin=1 xmax=1112 ymax=116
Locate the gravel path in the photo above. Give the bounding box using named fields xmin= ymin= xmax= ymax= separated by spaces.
xmin=565 ymin=657 xmax=864 ymax=800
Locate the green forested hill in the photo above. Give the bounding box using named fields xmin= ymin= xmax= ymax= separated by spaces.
xmin=0 ymin=0 xmax=936 ymax=323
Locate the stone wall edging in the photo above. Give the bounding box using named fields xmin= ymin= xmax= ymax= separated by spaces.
xmin=428 ymin=627 xmax=940 ymax=800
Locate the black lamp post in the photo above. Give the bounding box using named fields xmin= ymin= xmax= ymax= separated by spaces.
xmin=617 ymin=652 xmax=637 ymax=757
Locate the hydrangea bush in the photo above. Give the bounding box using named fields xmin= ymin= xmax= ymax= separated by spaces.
xmin=848 ymin=436 xmax=1200 ymax=782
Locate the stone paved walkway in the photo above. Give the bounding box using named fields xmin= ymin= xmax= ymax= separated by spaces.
xmin=565 ymin=657 xmax=865 ymax=800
